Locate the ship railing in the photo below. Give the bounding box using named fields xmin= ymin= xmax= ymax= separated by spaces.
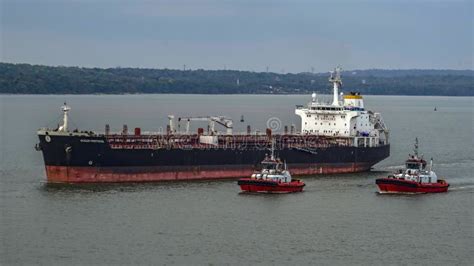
xmin=105 ymin=134 xmax=359 ymax=150
xmin=107 ymin=143 xmax=353 ymax=150
xmin=352 ymin=136 xmax=386 ymax=148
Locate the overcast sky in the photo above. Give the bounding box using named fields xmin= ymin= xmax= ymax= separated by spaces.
xmin=1 ymin=0 xmax=472 ymax=73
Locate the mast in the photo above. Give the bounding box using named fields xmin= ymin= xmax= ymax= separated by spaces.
xmin=413 ymin=137 xmax=419 ymax=157
xmin=270 ymin=138 xmax=275 ymax=160
xmin=168 ymin=115 xmax=175 ymax=133
xmin=58 ymin=102 xmax=71 ymax=132
xmin=329 ymin=66 xmax=342 ymax=106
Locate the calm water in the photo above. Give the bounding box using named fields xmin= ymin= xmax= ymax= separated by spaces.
xmin=1 ymin=95 xmax=473 ymax=265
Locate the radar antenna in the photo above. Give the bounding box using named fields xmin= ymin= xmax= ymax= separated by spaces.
xmin=329 ymin=66 xmax=342 ymax=86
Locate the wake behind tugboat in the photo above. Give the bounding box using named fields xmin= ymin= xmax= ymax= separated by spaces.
xmin=376 ymin=138 xmax=449 ymax=194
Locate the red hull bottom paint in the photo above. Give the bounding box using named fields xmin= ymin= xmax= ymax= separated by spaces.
xmin=238 ymin=178 xmax=305 ymax=193
xmin=376 ymin=178 xmax=449 ymax=194
xmin=45 ymin=163 xmax=372 ymax=183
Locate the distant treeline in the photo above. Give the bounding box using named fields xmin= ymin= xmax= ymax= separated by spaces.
xmin=0 ymin=63 xmax=472 ymax=96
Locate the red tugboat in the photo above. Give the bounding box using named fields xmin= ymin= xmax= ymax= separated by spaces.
xmin=238 ymin=141 xmax=305 ymax=193
xmin=376 ymin=138 xmax=449 ymax=194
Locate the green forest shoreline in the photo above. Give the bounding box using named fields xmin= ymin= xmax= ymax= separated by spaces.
xmin=1 ymin=63 xmax=472 ymax=96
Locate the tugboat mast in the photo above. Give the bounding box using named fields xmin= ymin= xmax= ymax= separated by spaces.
xmin=413 ymin=137 xmax=419 ymax=157
xmin=270 ymin=138 xmax=275 ymax=160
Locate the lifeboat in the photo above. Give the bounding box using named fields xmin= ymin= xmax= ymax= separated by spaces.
xmin=376 ymin=138 xmax=449 ymax=194
xmin=238 ymin=141 xmax=305 ymax=193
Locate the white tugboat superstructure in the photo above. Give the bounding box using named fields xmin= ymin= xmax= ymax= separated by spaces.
xmin=250 ymin=140 xmax=292 ymax=183
xmin=391 ymin=138 xmax=439 ymax=183
xmin=238 ymin=140 xmax=305 ymax=193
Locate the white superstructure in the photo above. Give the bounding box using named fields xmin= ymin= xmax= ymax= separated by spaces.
xmin=295 ymin=67 xmax=389 ymax=146
xmin=391 ymin=139 xmax=438 ymax=184
xmin=58 ymin=102 xmax=71 ymax=132
xmin=250 ymin=140 xmax=293 ymax=183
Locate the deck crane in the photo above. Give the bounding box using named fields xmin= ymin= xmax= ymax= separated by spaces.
xmin=177 ymin=116 xmax=233 ymax=135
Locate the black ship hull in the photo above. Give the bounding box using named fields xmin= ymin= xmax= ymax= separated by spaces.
xmin=37 ymin=133 xmax=390 ymax=183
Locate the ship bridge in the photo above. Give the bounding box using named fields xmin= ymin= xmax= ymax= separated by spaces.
xmin=295 ymin=67 xmax=389 ymax=147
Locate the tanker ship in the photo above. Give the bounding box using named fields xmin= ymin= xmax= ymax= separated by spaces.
xmin=36 ymin=67 xmax=390 ymax=183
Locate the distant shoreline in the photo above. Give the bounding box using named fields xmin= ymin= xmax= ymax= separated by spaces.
xmin=1 ymin=93 xmax=472 ymax=97
xmin=1 ymin=62 xmax=473 ymax=96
